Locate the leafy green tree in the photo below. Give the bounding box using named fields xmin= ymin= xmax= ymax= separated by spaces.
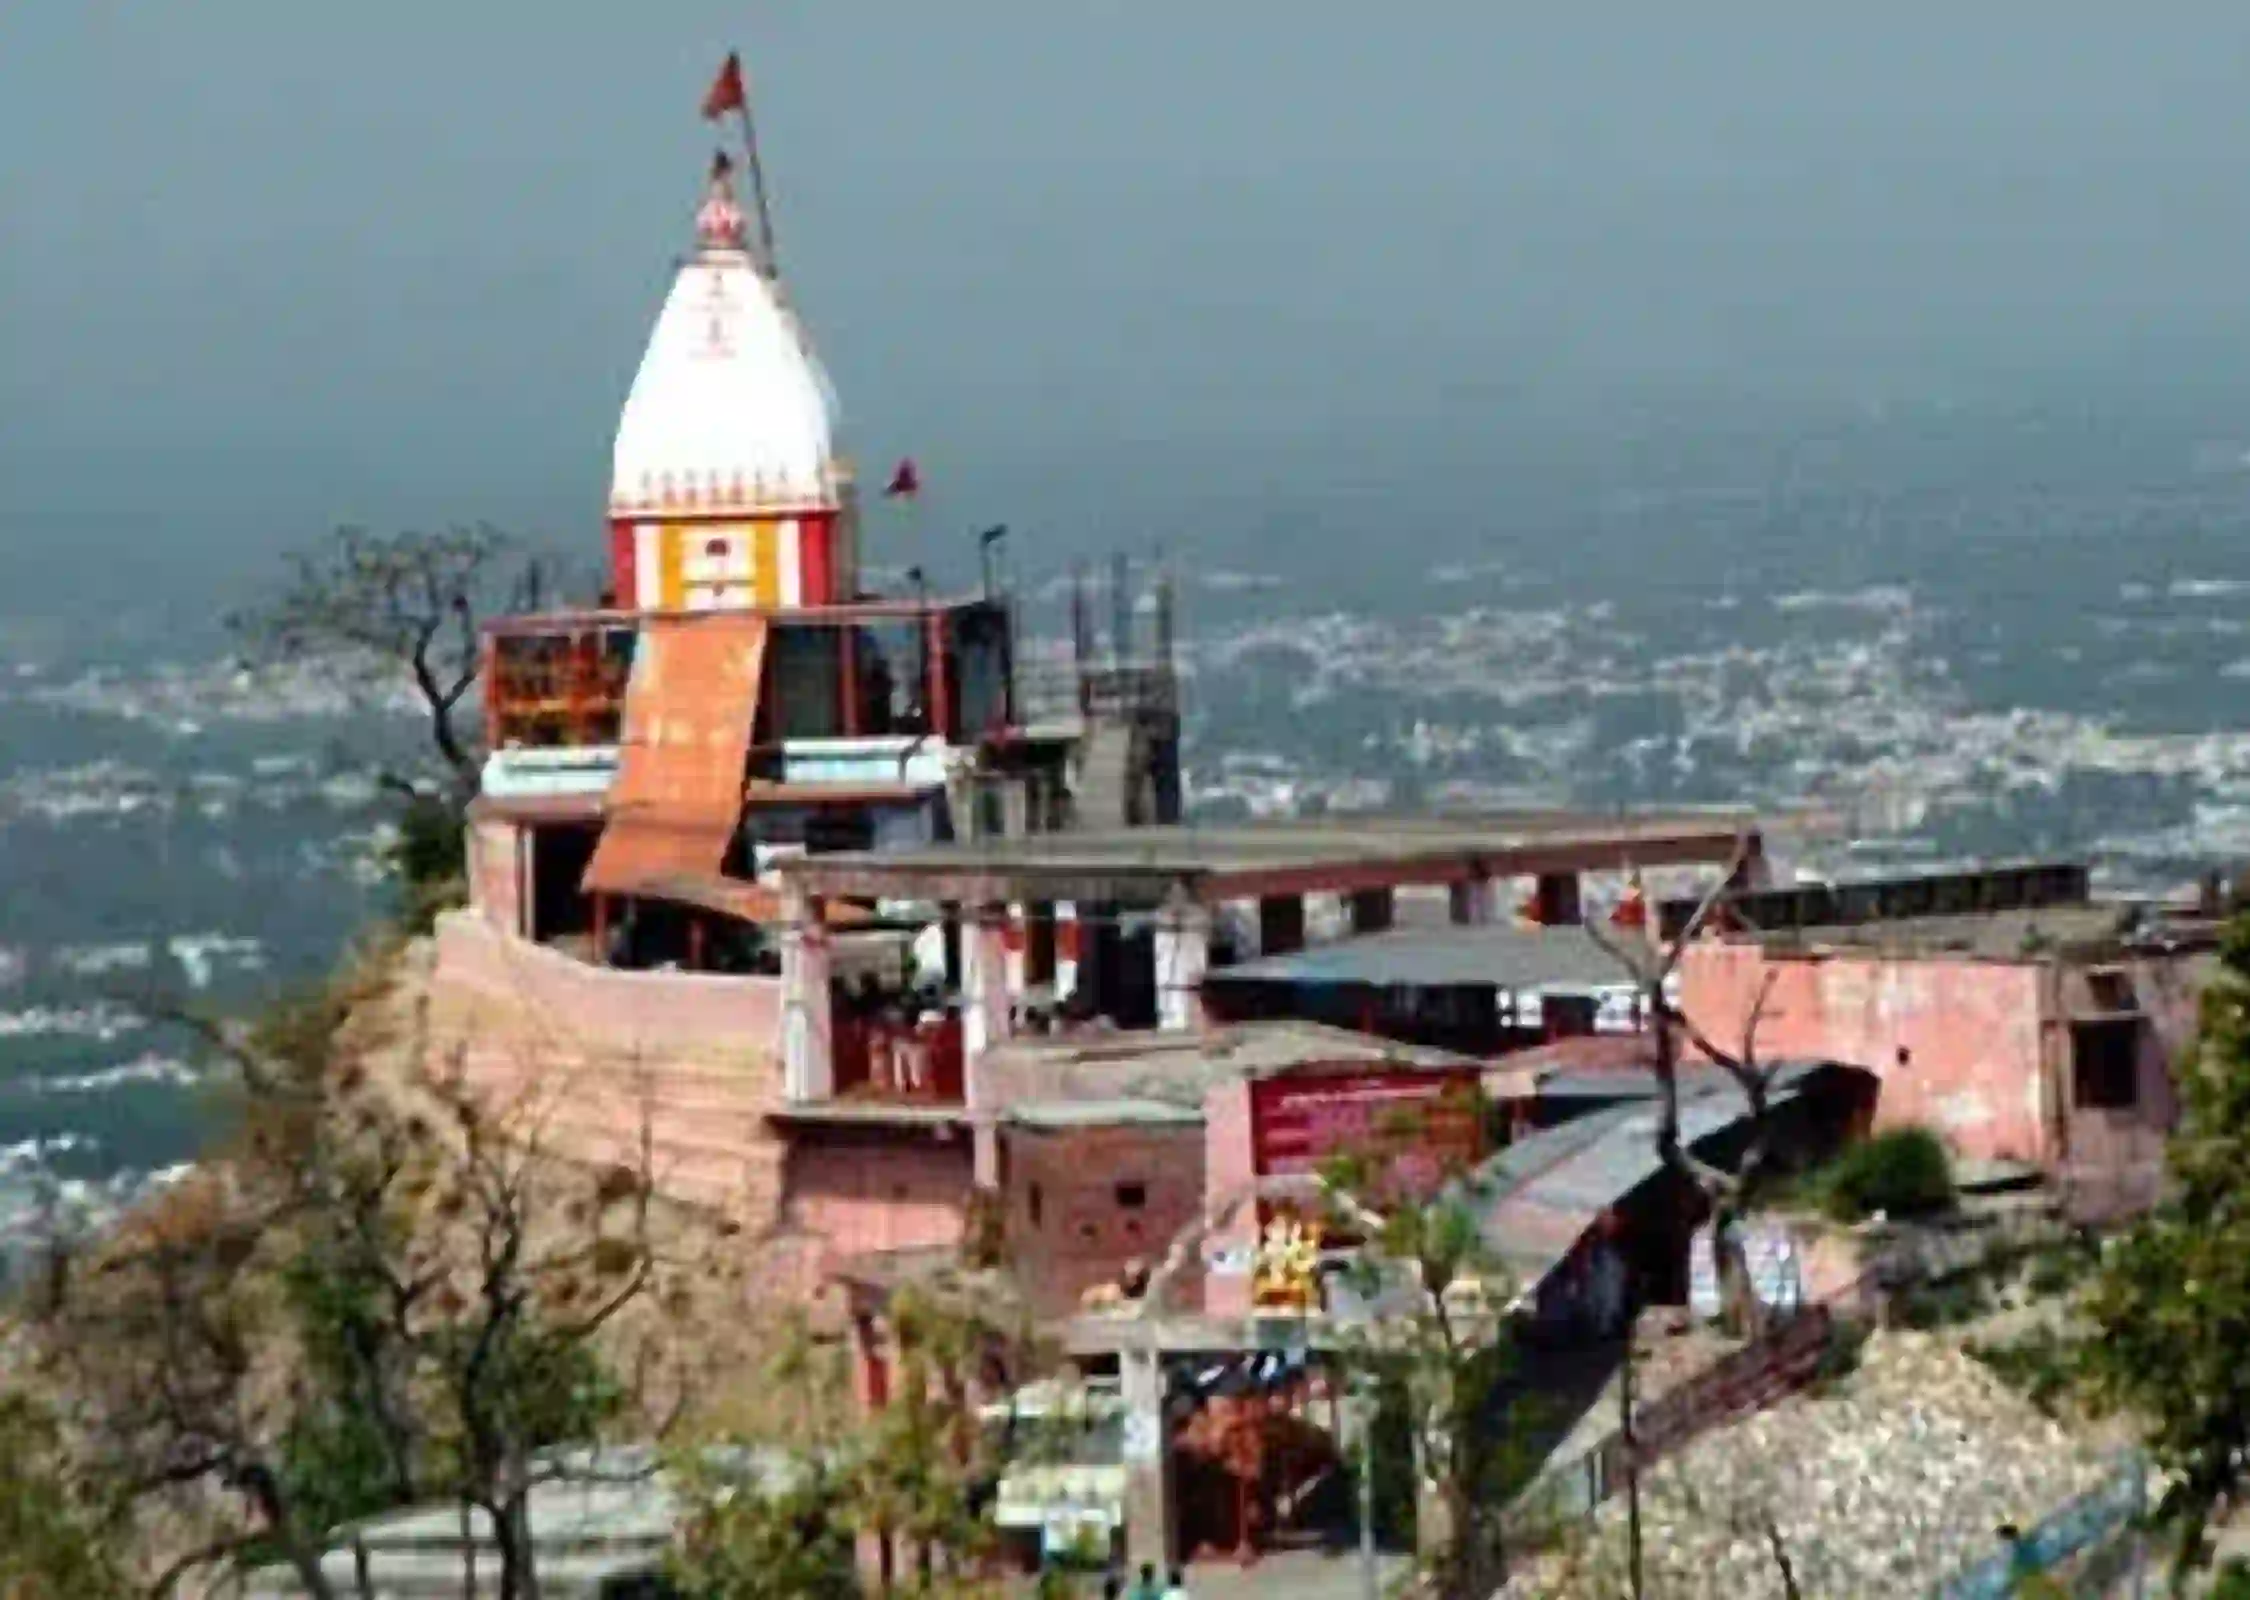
xmin=668 ymin=1452 xmax=858 ymax=1600
xmin=2081 ymin=916 xmax=2250 ymax=1581
xmin=1323 ymin=1132 xmax=1530 ymax=1600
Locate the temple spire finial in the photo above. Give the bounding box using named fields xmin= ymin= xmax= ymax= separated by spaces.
xmin=695 ymin=149 xmax=748 ymax=253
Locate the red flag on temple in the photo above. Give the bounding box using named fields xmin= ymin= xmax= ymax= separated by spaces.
xmin=884 ymin=457 xmax=922 ymax=499
xmin=1611 ymin=875 xmax=1649 ymax=930
xmin=701 ymin=52 xmax=748 ymax=120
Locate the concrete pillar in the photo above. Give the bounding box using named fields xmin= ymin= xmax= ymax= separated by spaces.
xmin=1055 ymin=901 xmax=1082 ymax=1001
xmin=780 ymin=889 xmax=834 ymax=1104
xmin=1258 ymin=894 xmax=1307 ymax=957
xmin=1154 ymin=892 xmax=1212 ymax=1032
xmin=1004 ymin=901 xmax=1029 ymax=996
xmin=1305 ymin=893 xmax=1351 ymax=944
xmin=1535 ymin=871 xmax=1583 ymax=926
xmin=1120 ymin=1347 xmax=1176 ymax=1572
xmin=1214 ymin=900 xmax=1261 ymax=965
xmin=1347 ymin=886 xmax=1395 ymax=935
xmin=961 ymin=904 xmax=1011 ymax=1066
xmin=972 ymin=1116 xmax=1003 ymax=1189
xmin=1448 ymin=875 xmax=1496 ymax=926
xmin=1000 ymin=777 xmax=1030 ymax=840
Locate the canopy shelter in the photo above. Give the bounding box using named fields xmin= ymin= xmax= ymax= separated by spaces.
xmin=777 ymin=810 xmax=1762 ymax=910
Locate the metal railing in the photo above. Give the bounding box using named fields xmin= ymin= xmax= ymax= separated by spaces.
xmin=1932 ymin=1453 xmax=2148 ymax=1598
xmin=1013 ymin=661 xmax=1178 ymax=725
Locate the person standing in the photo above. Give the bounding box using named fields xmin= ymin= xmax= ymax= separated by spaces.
xmin=1160 ymin=1566 xmax=1192 ymax=1599
xmin=1127 ymin=1561 xmax=1163 ymax=1600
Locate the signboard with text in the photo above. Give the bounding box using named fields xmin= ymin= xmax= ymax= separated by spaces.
xmin=1249 ymin=1069 xmax=1485 ymax=1199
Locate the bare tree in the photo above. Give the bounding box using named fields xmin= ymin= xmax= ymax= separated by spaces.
xmin=228 ymin=523 xmax=559 ymax=800
xmin=31 ymin=969 xmax=682 ymax=1599
xmin=1587 ymin=846 xmax=1789 ymax=1335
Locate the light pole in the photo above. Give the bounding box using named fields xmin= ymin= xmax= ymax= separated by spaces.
xmin=1339 ymin=1370 xmax=1380 ymax=1600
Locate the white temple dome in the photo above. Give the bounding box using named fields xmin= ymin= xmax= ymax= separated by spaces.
xmin=609 ymin=160 xmax=842 ymax=518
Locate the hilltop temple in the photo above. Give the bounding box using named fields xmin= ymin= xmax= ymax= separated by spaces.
xmin=402 ymin=88 xmax=2223 ymax=1577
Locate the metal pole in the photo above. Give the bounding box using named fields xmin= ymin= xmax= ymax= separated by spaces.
xmin=2130 ymin=1455 xmax=2147 ymax=1600
xmin=735 ymin=101 xmax=779 ymax=275
xmin=1111 ymin=552 xmax=1131 ymax=668
xmin=1623 ymin=1299 xmax=1644 ymax=1599
xmin=1358 ymin=1382 xmax=1380 ymax=1600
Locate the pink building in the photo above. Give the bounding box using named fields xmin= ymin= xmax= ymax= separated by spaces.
xmin=1677 ymin=896 xmax=2213 ymax=1217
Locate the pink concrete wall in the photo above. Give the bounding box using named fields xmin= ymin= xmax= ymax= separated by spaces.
xmin=468 ymin=818 xmax=526 ymax=935
xmin=1200 ymin=1078 xmax=1259 ymax=1318
xmin=2057 ymin=954 xmax=2195 ymax=1216
xmin=1003 ymin=1123 xmax=1205 ymax=1317
xmin=1679 ymin=941 xmax=2053 ymax=1166
xmin=433 ymin=911 xmax=781 ymax=1048
xmin=786 ymin=1138 xmax=974 ymax=1267
xmin=426 ymin=911 xmax=790 ymax=1223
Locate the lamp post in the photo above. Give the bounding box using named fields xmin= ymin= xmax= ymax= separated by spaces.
xmin=978 ymin=525 xmax=1008 ymax=598
xmin=1352 ymin=1374 xmax=1379 ymax=1600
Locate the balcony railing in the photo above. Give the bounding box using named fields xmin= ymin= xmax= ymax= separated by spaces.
xmin=831 ymin=1014 xmax=966 ymax=1106
xmin=485 ymin=626 xmax=636 ymax=750
xmin=1013 ymin=661 xmax=1179 ymax=725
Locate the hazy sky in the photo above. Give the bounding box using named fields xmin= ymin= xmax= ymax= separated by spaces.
xmin=7 ymin=4 xmax=2250 ymax=601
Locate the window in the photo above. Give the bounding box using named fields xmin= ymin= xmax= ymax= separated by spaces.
xmin=2073 ymin=1019 xmax=2141 ymax=1110
xmin=2084 ymin=970 xmax=2138 ymax=1014
xmin=1114 ymin=1181 xmax=1147 ymax=1211
xmin=1027 ymin=1183 xmax=1044 ymax=1229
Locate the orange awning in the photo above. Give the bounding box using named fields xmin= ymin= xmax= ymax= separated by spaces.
xmin=582 ymin=613 xmax=769 ymax=895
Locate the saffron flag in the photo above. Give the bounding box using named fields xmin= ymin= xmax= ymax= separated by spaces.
xmin=702 ymin=52 xmax=747 ymax=120
xmin=884 ymin=457 xmax=921 ymax=499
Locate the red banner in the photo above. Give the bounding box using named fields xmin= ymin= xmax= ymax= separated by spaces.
xmin=1250 ymin=1070 xmax=1484 ymax=1198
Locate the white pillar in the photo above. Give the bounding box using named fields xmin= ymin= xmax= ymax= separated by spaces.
xmin=1449 ymin=875 xmax=1496 ymax=926
xmin=1304 ymin=892 xmax=1351 ymax=944
xmin=1121 ymin=1347 xmax=1176 ymax=1572
xmin=1221 ymin=899 xmax=1262 ymax=962
xmin=780 ymin=889 xmax=833 ymax=1103
xmin=1054 ymin=901 xmax=1081 ymax=1001
xmin=1155 ymin=891 xmax=1212 ymax=1032
xmin=1004 ymin=900 xmax=1028 ymax=996
xmin=961 ymin=905 xmax=1011 ymax=1066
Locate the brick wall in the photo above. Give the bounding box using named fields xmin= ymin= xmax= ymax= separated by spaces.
xmin=1002 ymin=1122 xmax=1206 ymax=1317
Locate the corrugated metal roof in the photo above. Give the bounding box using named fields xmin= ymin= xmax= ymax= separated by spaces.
xmin=582 ymin=614 xmax=768 ymax=896
xmin=1208 ymin=923 xmax=1631 ymax=992
xmin=1472 ymin=1076 xmax=1813 ymax=1291
xmin=1509 ymin=1057 xmax=1835 ymax=1104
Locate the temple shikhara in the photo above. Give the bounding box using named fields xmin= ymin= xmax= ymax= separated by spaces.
xmin=418 ymin=62 xmax=2224 ymax=1576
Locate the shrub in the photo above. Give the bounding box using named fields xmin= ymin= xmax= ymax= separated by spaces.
xmin=1816 ymin=1127 xmax=1955 ymax=1222
xmin=1969 ymin=1326 xmax=2077 ymax=1416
